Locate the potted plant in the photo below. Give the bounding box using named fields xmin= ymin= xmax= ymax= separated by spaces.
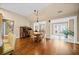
xmin=63 ymin=29 xmax=69 ymax=38
xmin=68 ymin=30 xmax=74 ymax=36
xmin=63 ymin=28 xmax=74 ymax=38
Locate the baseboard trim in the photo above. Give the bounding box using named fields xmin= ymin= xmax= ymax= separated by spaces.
xmin=76 ymin=42 xmax=79 ymax=44
xmin=66 ymin=41 xmax=79 ymax=44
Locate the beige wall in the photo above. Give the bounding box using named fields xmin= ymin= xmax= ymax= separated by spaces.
xmin=0 ymin=8 xmax=30 ymax=38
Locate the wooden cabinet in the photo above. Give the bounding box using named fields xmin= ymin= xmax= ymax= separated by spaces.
xmin=20 ymin=27 xmax=32 ymax=38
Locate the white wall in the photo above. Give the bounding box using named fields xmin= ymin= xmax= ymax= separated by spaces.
xmin=77 ymin=13 xmax=79 ymax=42
xmin=0 ymin=8 xmax=30 ymax=38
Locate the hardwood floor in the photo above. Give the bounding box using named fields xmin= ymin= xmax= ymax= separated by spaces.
xmin=13 ymin=38 xmax=79 ymax=55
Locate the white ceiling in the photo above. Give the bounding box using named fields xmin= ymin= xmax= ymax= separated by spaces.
xmin=28 ymin=3 xmax=79 ymax=22
xmin=0 ymin=3 xmax=79 ymax=22
xmin=0 ymin=3 xmax=50 ymax=16
xmin=39 ymin=3 xmax=79 ymax=19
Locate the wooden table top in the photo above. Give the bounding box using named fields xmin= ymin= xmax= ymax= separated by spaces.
xmin=34 ymin=32 xmax=42 ymax=36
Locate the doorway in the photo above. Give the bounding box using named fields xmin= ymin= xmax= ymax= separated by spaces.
xmin=50 ymin=16 xmax=77 ymax=43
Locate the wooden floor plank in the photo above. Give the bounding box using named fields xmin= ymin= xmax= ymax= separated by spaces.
xmin=13 ymin=38 xmax=79 ymax=55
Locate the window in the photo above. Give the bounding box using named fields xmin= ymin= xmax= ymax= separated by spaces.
xmin=34 ymin=21 xmax=46 ymax=32
xmin=39 ymin=24 xmax=45 ymax=32
xmin=53 ymin=22 xmax=68 ymax=35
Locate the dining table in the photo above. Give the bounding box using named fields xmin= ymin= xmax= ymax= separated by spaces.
xmin=33 ymin=32 xmax=42 ymax=42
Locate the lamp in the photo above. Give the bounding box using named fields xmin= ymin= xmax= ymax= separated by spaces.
xmin=34 ymin=10 xmax=39 ymax=22
xmin=48 ymin=17 xmax=51 ymax=23
xmin=48 ymin=20 xmax=50 ymax=23
xmin=37 ymin=20 xmax=38 ymax=22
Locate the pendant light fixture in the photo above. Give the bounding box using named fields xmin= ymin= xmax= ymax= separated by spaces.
xmin=34 ymin=9 xmax=39 ymax=23
xmin=48 ymin=17 xmax=51 ymax=23
xmin=48 ymin=20 xmax=50 ymax=23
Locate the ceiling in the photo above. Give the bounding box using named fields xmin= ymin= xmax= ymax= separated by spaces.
xmin=0 ymin=3 xmax=79 ymax=22
xmin=39 ymin=3 xmax=79 ymax=20
xmin=0 ymin=3 xmax=50 ymax=16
